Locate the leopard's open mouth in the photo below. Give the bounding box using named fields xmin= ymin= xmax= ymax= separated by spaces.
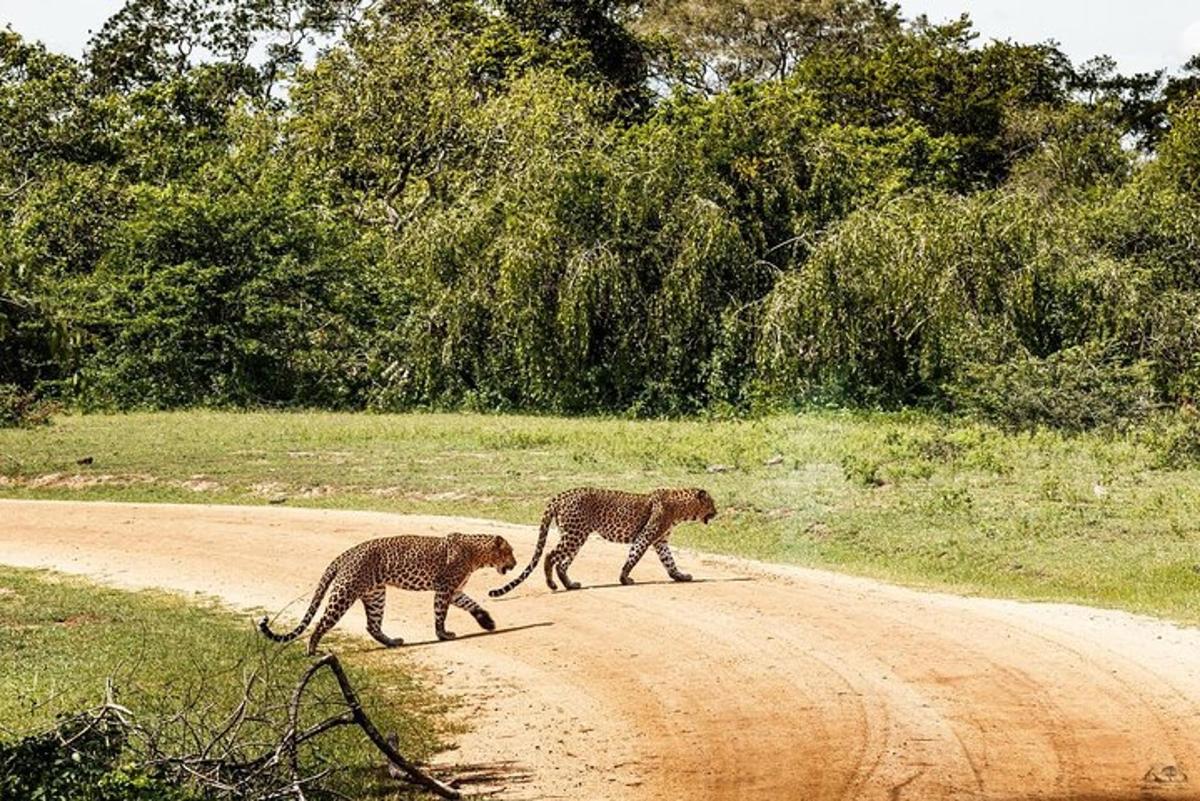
xmin=703 ymin=512 xmax=716 ymax=524
xmin=500 ymin=561 xmax=516 ymax=574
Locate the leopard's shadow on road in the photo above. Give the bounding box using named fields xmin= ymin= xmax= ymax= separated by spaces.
xmin=394 ymin=620 xmax=555 ymax=649
xmin=574 ymin=575 xmax=756 ymax=591
xmin=486 ymin=574 xmax=756 ymax=601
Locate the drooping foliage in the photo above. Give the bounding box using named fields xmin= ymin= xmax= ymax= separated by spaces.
xmin=1 ymin=0 xmax=1199 ymax=424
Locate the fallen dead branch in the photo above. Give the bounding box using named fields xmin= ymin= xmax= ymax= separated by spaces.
xmin=1 ymin=652 xmax=461 ymax=800
xmin=285 ymin=653 xmax=460 ymax=799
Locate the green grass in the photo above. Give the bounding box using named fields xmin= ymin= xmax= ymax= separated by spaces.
xmin=2 ymin=410 xmax=1200 ymax=622
xmin=0 ymin=566 xmax=450 ymax=799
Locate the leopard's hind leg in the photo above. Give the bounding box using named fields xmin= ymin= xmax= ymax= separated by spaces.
xmin=619 ymin=531 xmax=657 ymax=586
xmin=545 ymin=526 xmax=588 ymax=591
xmin=362 ymin=586 xmax=404 ymax=647
xmin=452 ymin=591 xmax=496 ymax=631
xmin=307 ymin=583 xmax=357 ymax=655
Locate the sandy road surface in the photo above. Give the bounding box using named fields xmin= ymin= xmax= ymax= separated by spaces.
xmin=4 ymin=499 xmax=1200 ymax=800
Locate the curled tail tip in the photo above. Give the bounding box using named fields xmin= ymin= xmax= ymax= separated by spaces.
xmin=488 ymin=588 xmax=505 ymax=598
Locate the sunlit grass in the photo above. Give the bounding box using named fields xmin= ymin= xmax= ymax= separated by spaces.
xmin=0 ymin=566 xmax=450 ymax=799
xmin=2 ymin=410 xmax=1200 ymax=621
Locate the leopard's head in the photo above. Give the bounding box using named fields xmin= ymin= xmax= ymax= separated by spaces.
xmin=489 ymin=535 xmax=518 ymax=574
xmin=685 ymin=488 xmax=717 ymax=525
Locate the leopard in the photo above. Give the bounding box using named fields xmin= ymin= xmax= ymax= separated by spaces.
xmin=489 ymin=487 xmax=717 ymax=597
xmin=258 ymin=533 xmax=517 ymax=655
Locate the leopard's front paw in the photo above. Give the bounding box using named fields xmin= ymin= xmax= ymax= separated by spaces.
xmin=619 ymin=573 xmax=635 ymax=586
xmin=437 ymin=630 xmax=457 ymax=641
xmin=671 ymin=572 xmax=693 ymax=582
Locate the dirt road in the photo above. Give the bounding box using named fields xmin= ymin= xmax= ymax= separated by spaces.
xmin=4 ymin=499 xmax=1200 ymax=800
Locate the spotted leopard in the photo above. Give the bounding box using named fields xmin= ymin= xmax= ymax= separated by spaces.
xmin=490 ymin=487 xmax=717 ymax=597
xmin=259 ymin=533 xmax=517 ymax=654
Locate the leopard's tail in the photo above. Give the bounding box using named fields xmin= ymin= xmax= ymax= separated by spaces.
xmin=257 ymin=561 xmax=338 ymax=643
xmin=489 ymin=500 xmax=555 ymax=597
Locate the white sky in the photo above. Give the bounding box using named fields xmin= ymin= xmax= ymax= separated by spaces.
xmin=1 ymin=0 xmax=1198 ymax=74
xmin=903 ymin=0 xmax=1200 ymax=74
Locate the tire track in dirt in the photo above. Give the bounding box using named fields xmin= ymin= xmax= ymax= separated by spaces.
xmin=4 ymin=500 xmax=1200 ymax=800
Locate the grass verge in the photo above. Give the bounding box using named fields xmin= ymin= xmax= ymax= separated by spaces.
xmin=1 ymin=410 xmax=1200 ymax=622
xmin=0 ymin=566 xmax=450 ymax=799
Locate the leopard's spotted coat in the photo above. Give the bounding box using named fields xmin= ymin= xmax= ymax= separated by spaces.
xmin=259 ymin=533 xmax=517 ymax=654
xmin=490 ymin=487 xmax=717 ymax=597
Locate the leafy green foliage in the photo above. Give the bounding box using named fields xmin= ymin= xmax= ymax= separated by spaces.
xmin=2 ymin=1 xmax=1199 ymax=423
xmin=947 ymin=346 xmax=1158 ymax=432
xmin=1148 ymin=412 xmax=1200 ymax=469
xmin=0 ymin=712 xmax=193 ymax=801
xmin=61 ymin=134 xmax=375 ymax=408
xmin=85 ymin=0 xmax=358 ymax=95
xmin=1157 ymin=97 xmax=1200 ymax=195
xmin=638 ymin=0 xmax=902 ymax=93
xmin=0 ymin=383 xmax=52 ymax=427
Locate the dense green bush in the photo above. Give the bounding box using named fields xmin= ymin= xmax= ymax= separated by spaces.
xmin=946 ymin=346 xmax=1159 ymax=432
xmin=1 ymin=0 xmax=1199 ymax=424
xmin=0 ymin=383 xmax=52 ymax=427
xmin=757 ymin=191 xmax=1115 ymax=403
xmin=0 ymin=712 xmax=190 ymax=801
xmin=1148 ymin=412 xmax=1200 ymax=468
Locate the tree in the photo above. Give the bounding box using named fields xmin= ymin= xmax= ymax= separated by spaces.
xmin=86 ymin=0 xmax=360 ymax=98
xmin=791 ymin=16 xmax=1074 ymax=187
xmin=0 ymin=31 xmax=121 ymax=389
xmin=1157 ymin=95 xmax=1200 ymax=195
xmin=286 ymin=2 xmax=484 ymax=228
xmin=640 ymin=0 xmax=900 ymax=94
xmin=499 ymin=0 xmax=651 ymax=113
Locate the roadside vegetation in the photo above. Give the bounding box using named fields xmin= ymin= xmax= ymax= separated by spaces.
xmin=2 ymin=0 xmax=1199 ymax=422
xmin=3 ymin=410 xmax=1200 ymax=622
xmin=0 ymin=565 xmax=449 ymax=799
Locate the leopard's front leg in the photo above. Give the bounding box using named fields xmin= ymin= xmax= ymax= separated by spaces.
xmin=452 ymin=591 xmax=496 ymax=631
xmin=433 ymin=589 xmax=456 ymax=640
xmin=654 ymin=540 xmax=692 ymax=582
xmin=620 ymin=503 xmax=664 ymax=586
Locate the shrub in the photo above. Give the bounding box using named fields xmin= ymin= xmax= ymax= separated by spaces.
xmin=0 ymin=383 xmax=52 ymax=428
xmin=946 ymin=345 xmax=1159 ymax=432
xmin=0 ymin=711 xmax=188 ymax=801
xmin=1146 ymin=411 xmax=1200 ymax=468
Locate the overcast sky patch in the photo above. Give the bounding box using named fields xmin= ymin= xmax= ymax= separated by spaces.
xmin=1 ymin=1 xmax=1198 ymax=76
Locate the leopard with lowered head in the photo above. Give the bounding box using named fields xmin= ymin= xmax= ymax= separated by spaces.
xmin=490 ymin=487 xmax=717 ymax=597
xmin=259 ymin=533 xmax=517 ymax=654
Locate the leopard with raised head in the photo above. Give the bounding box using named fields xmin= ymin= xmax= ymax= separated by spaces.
xmin=259 ymin=533 xmax=517 ymax=654
xmin=490 ymin=487 xmax=717 ymax=597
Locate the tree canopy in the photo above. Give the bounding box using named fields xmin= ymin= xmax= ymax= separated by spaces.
xmin=1 ymin=0 xmax=1198 ymax=424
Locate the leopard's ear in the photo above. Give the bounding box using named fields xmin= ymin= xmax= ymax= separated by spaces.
xmin=493 ymin=534 xmax=505 ymax=548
